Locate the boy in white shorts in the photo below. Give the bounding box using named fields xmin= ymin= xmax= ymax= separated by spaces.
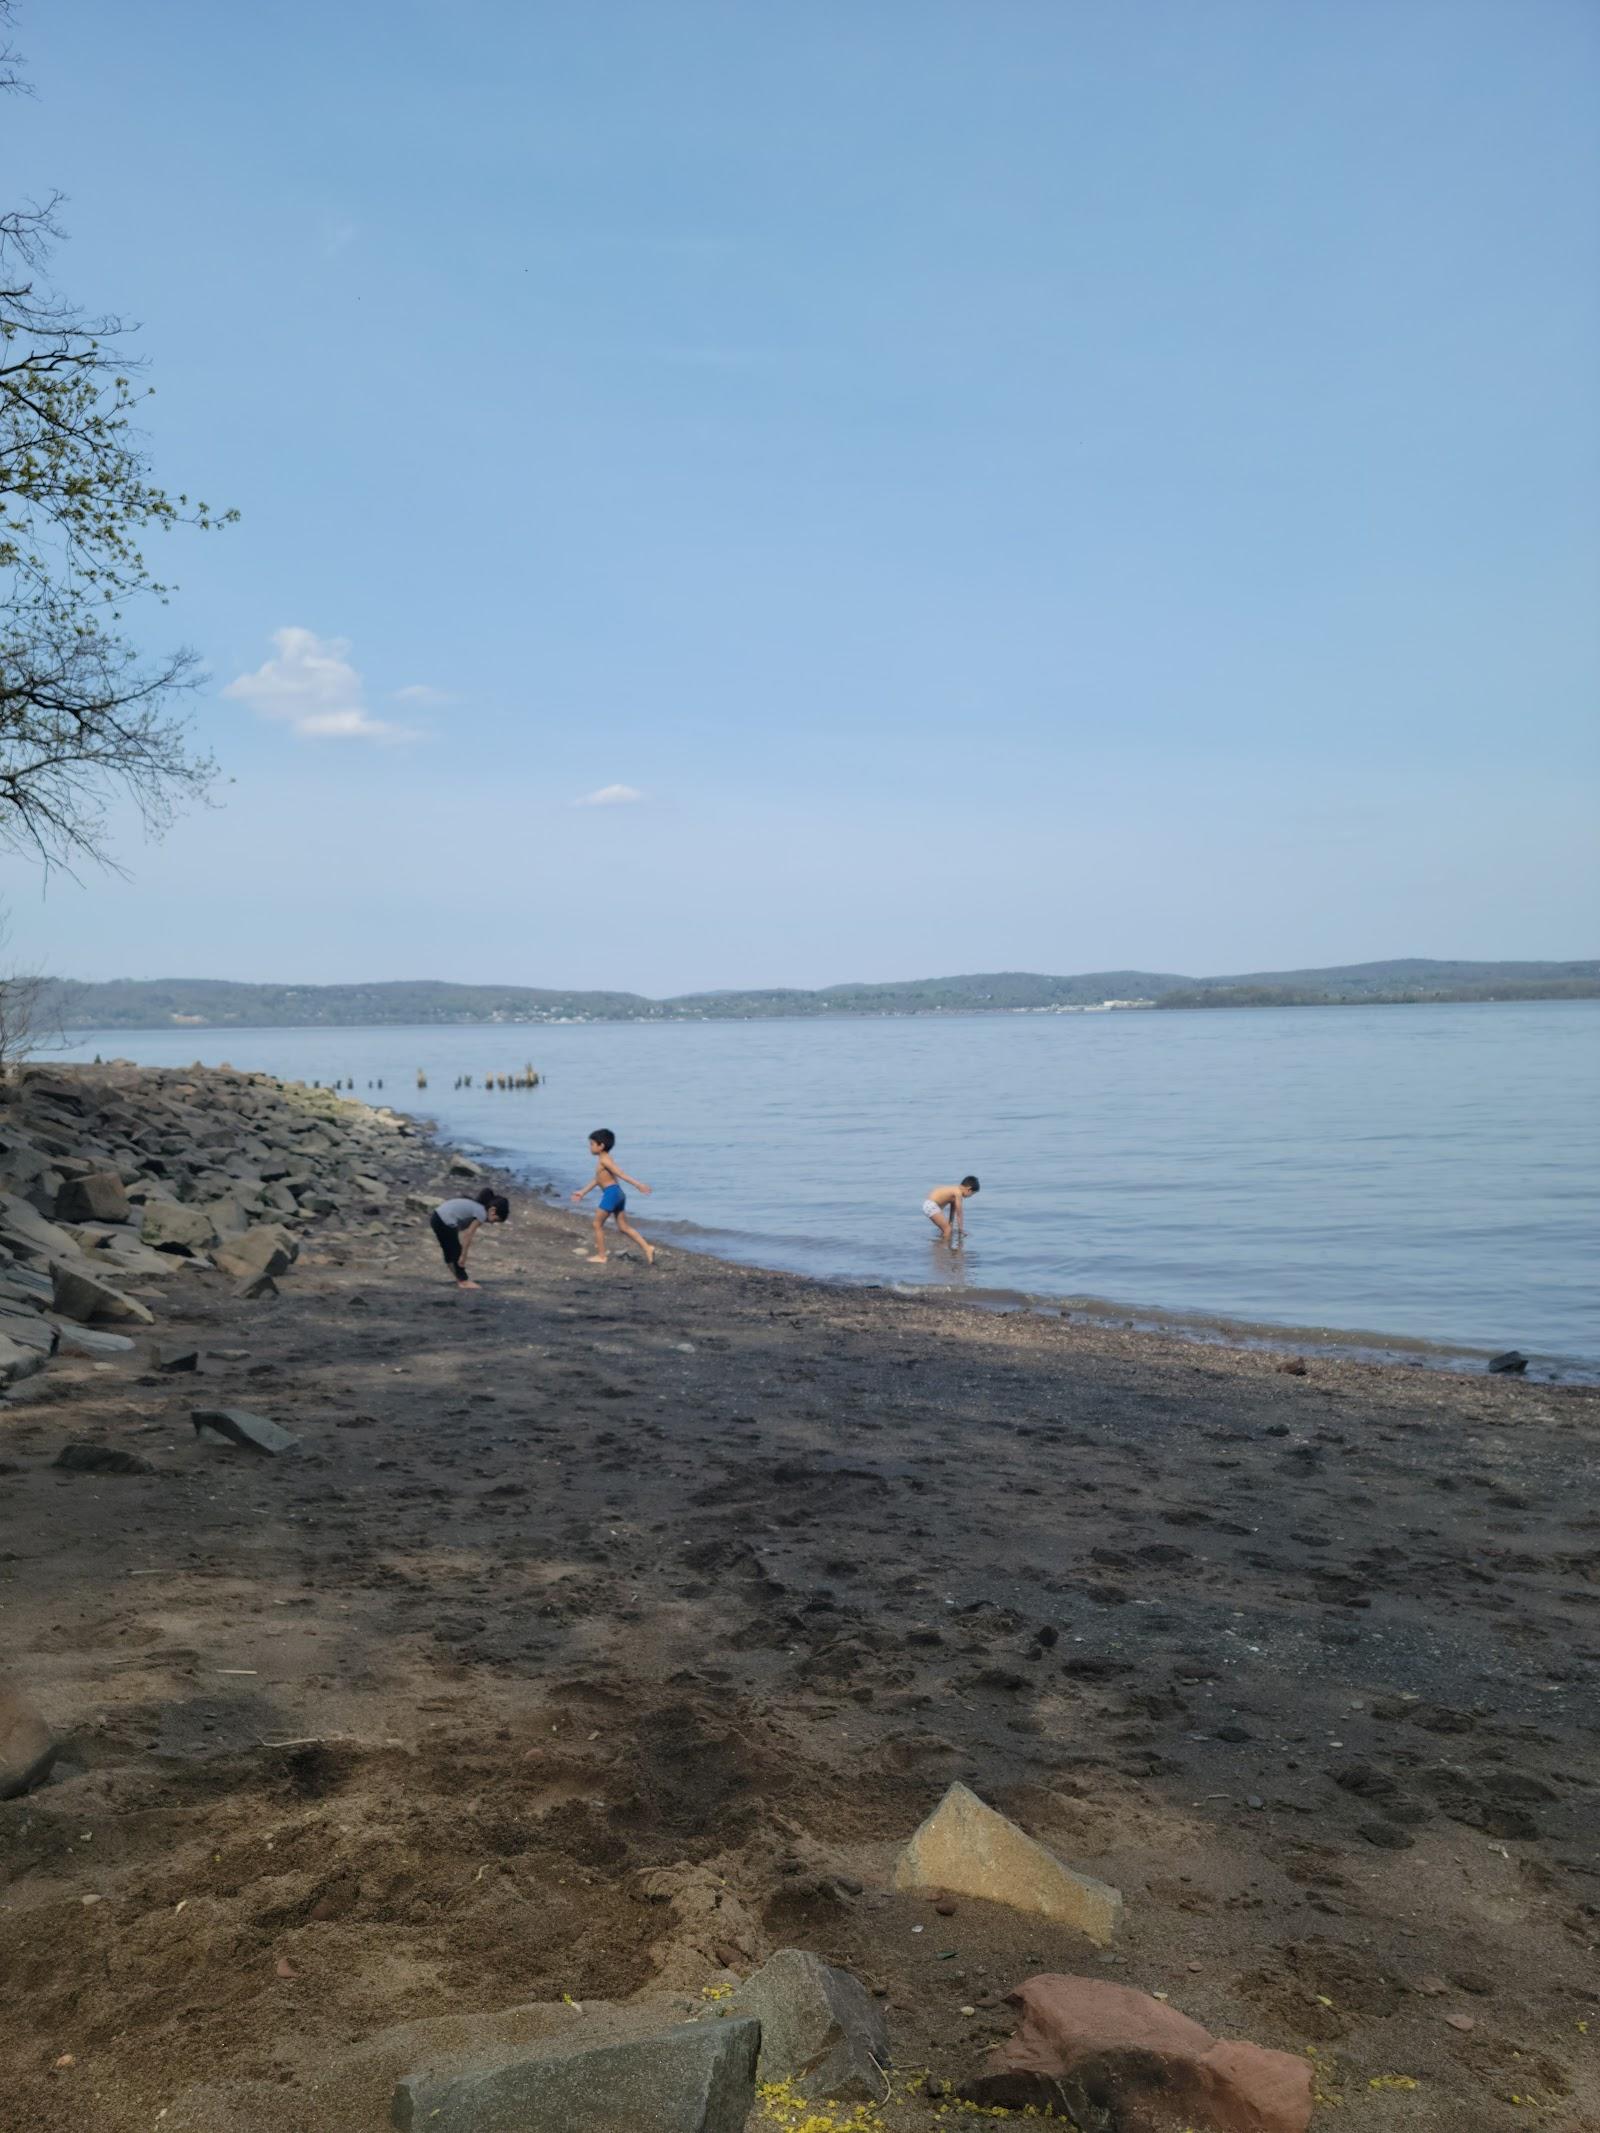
xmin=922 ymin=1176 xmax=979 ymax=1248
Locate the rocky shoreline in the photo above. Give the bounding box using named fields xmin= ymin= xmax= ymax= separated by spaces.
xmin=1 ymin=1065 xmax=1597 ymax=2132
xmin=0 ymin=1061 xmax=430 ymax=1385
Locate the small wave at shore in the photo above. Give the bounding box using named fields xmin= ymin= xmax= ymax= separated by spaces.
xmin=512 ymin=1177 xmax=1589 ymax=1384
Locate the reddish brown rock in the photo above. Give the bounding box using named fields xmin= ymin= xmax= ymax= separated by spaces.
xmin=962 ymin=1974 xmax=1312 ymax=2133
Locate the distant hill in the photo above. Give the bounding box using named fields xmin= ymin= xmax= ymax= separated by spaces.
xmin=665 ymin=970 xmax=1191 ymax=1016
xmin=1156 ymin=959 xmax=1600 ymax=1009
xmin=41 ymin=978 xmax=652 ymax=1029
xmin=36 ymin=960 xmax=1600 ymax=1030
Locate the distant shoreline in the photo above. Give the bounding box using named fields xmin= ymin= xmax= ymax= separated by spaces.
xmin=38 ymin=958 xmax=1598 ymax=1031
xmin=51 ymin=985 xmax=1600 ymax=1031
xmin=1155 ymin=981 xmax=1600 ymax=1010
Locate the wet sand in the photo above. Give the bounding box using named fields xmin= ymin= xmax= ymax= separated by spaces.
xmin=2 ymin=1124 xmax=1597 ymax=2131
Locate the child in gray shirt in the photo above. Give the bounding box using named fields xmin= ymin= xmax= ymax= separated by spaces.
xmin=431 ymin=1187 xmax=508 ymax=1290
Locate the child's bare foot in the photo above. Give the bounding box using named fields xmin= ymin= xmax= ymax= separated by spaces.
xmin=457 ymin=1279 xmax=481 ymax=1291
xmin=643 ymin=1244 xmax=656 ymax=1265
xmin=586 ymin=1253 xmax=608 ymax=1264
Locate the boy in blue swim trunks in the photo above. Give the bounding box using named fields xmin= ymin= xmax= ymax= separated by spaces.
xmin=571 ymin=1127 xmax=656 ymax=1265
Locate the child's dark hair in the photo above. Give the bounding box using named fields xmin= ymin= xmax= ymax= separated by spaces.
xmin=962 ymin=1175 xmax=980 ymax=1193
xmin=476 ymin=1187 xmax=510 ymax=1220
xmin=590 ymin=1127 xmax=616 ymax=1152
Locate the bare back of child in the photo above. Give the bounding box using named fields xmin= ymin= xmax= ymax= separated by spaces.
xmin=571 ymin=1128 xmax=656 ymax=1265
xmin=922 ymin=1175 xmax=979 ymax=1248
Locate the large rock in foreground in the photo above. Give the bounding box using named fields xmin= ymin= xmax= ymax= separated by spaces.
xmin=391 ymin=2014 xmax=759 ymax=2133
xmin=893 ymin=1782 xmax=1123 ymax=1943
xmin=0 ymin=1683 xmax=60 ymax=1800
xmin=51 ymin=1262 xmax=155 ymax=1326
xmin=162 ymin=1997 xmax=719 ymax=2133
xmin=962 ymin=1974 xmax=1313 ymax=2133
xmin=728 ymin=1948 xmax=889 ymax=2101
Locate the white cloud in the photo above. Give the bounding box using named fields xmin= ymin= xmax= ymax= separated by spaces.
xmin=577 ymin=784 xmax=643 ymax=807
xmin=223 ymin=627 xmax=413 ymax=742
xmin=296 ymin=708 xmax=389 ymax=739
xmin=392 ymin=683 xmax=454 ymax=706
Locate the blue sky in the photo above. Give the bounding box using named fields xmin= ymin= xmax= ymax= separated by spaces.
xmin=5 ymin=0 xmax=1596 ymax=992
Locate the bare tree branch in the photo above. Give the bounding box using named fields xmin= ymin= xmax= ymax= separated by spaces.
xmin=0 ymin=0 xmax=29 ymax=99
xmin=0 ymin=9 xmax=234 ymax=872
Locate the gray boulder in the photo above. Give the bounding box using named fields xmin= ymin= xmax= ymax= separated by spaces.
xmin=93 ymin=1232 xmax=188 ymax=1279
xmin=0 ymin=1330 xmax=50 ymax=1386
xmin=140 ymin=1199 xmax=219 ymax=1255
xmin=152 ymin=1962 xmax=678 ymax=2131
xmin=19 ymin=1171 xmax=65 ymax=1218
xmin=0 ymin=1191 xmax=83 ymax=1268
xmin=50 ymin=1320 xmax=136 ymax=1357
xmin=0 ymin=1133 xmax=55 ymax=1191
xmin=0 ymin=1263 xmax=51 ymax=1305
xmin=191 ymin=1407 xmax=300 ymax=1455
xmin=729 ymin=1949 xmax=889 ymax=2102
xmin=0 ymin=1307 xmax=55 ymax=1355
xmin=214 ymin=1224 xmax=298 ymax=1281
xmin=51 ymin=1262 xmax=155 ymax=1326
xmin=392 ymin=2016 xmax=759 ymax=2133
xmin=0 ymin=1683 xmax=59 ymax=1800
xmin=55 ymin=1171 xmax=131 ymax=1224
xmin=183 ymin=1169 xmax=235 ymax=1204
xmin=199 ymin=1192 xmax=253 ymax=1237
xmin=54 ymin=1441 xmax=156 ymax=1474
xmin=125 ymin=1178 xmax=178 ymax=1205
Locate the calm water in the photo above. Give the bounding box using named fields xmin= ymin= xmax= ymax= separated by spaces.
xmin=55 ymin=1002 xmax=1600 ymax=1371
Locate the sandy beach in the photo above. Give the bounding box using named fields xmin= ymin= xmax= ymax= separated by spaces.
xmin=2 ymin=1077 xmax=1596 ymax=2132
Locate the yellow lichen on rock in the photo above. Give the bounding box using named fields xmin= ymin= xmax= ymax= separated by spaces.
xmin=754 ymin=2072 xmax=1067 ymax=2127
